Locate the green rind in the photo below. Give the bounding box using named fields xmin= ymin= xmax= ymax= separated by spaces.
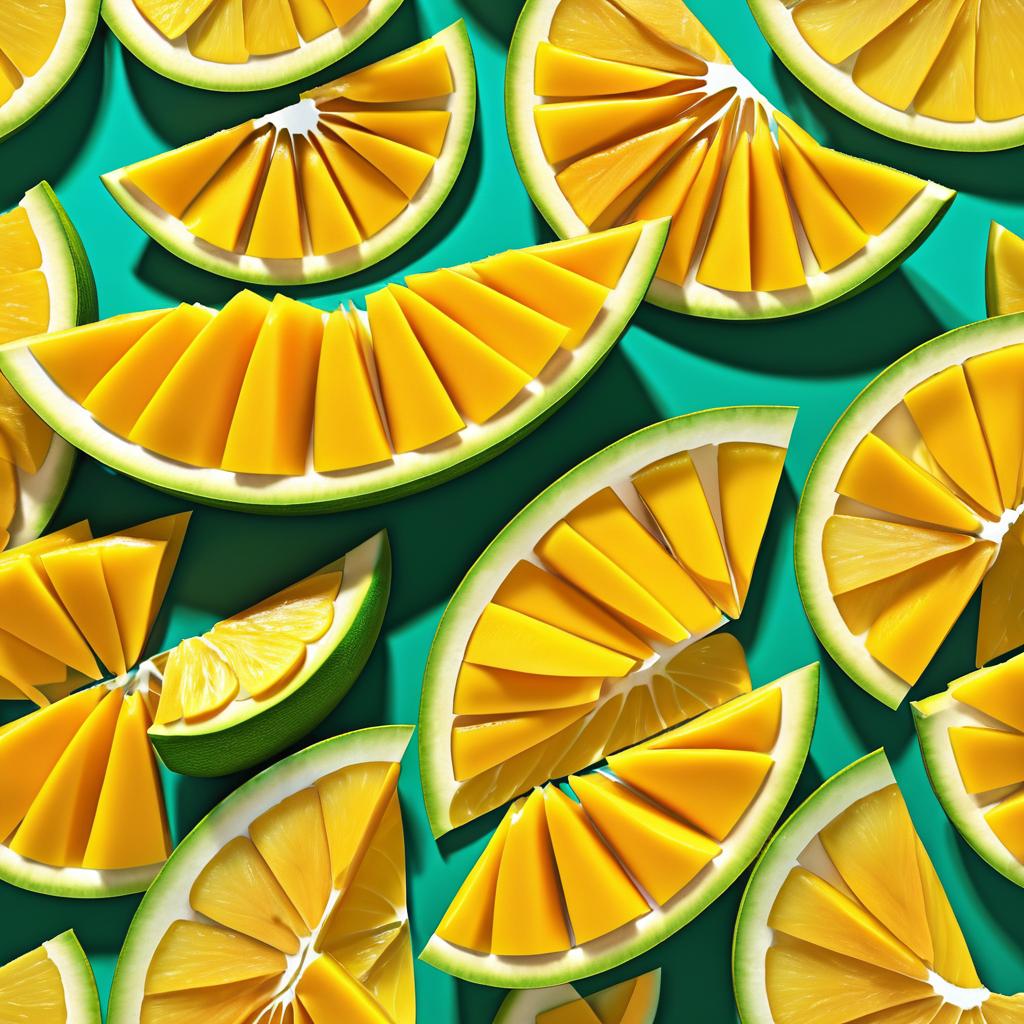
xmin=420 ymin=664 xmax=819 ymax=988
xmin=492 ymin=971 xmax=661 ymax=1024
xmin=795 ymin=314 xmax=1024 ymax=709
xmin=913 ymin=692 xmax=1024 ymax=888
xmin=505 ymin=0 xmax=955 ymax=320
xmin=101 ymin=0 xmax=405 ymax=92
xmin=150 ymin=532 xmax=391 ymax=777
xmin=733 ymin=749 xmax=896 ymax=1024
xmin=100 ymin=22 xmax=477 ymax=286
xmin=45 ymin=930 xmax=102 ymax=1024
xmin=747 ymin=0 xmax=1024 ymax=153
xmin=0 ymin=219 xmax=669 ymax=513
xmin=419 ymin=405 xmax=799 ymax=838
xmin=107 ymin=725 xmax=414 ymax=1024
xmin=0 ymin=839 xmax=161 ymax=899
xmin=0 ymin=0 xmax=100 ymax=141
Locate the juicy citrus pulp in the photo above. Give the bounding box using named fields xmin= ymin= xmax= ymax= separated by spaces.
xmin=0 ymin=930 xmax=100 ymax=1024
xmin=102 ymin=24 xmax=476 ymax=285
xmin=986 ymin=222 xmax=1024 ymax=316
xmin=507 ymin=0 xmax=954 ymax=318
xmin=492 ymin=969 xmax=661 ymax=1024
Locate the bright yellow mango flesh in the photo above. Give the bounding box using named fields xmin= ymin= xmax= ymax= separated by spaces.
xmin=0 ymin=942 xmax=74 ymax=1024
xmin=987 ymin=223 xmax=1024 ymax=317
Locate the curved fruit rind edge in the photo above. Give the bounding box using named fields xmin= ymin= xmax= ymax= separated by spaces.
xmin=492 ymin=970 xmax=661 ymax=1024
xmin=419 ymin=405 xmax=799 ymax=838
xmin=794 ymin=313 xmax=1024 ymax=709
xmin=746 ymin=0 xmax=1024 ymax=153
xmin=100 ymin=22 xmax=478 ymax=286
xmin=419 ymin=664 xmax=818 ymax=988
xmin=732 ymin=748 xmax=894 ymax=1024
xmin=45 ymin=930 xmax=102 ymax=1024
xmin=107 ymin=724 xmax=414 ymax=1024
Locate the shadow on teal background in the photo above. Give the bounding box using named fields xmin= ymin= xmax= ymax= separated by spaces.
xmin=2 ymin=0 xmax=1024 ymax=1019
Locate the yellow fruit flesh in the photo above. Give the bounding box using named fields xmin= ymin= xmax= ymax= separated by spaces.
xmin=0 ymin=269 xmax=49 ymax=345
xmin=951 ymin=660 xmax=1024 ymax=731
xmin=332 ymin=126 xmax=434 ymax=200
xmin=247 ymin=136 xmax=303 ymax=259
xmin=329 ymin=109 xmax=451 ymax=157
xmin=187 ymin=0 xmax=248 ymax=63
xmin=986 ymin=788 xmax=1024 ymax=861
xmin=290 ymin=0 xmax=333 ymax=41
xmin=297 ymin=955 xmax=390 ymax=1024
xmin=975 ymin=0 xmax=1024 ymax=121
xmin=454 ymin=664 xmax=603 ymax=716
xmin=793 ymin=0 xmax=921 ymax=64
xmin=534 ymin=222 xmax=641 ymax=287
xmin=977 ymin=518 xmax=1024 ymax=666
xmin=648 ymin=684 xmax=781 ymax=752
xmin=310 ymin=40 xmax=453 ymax=103
xmin=987 ymin=224 xmax=1024 ymax=317
xmin=949 ymin=726 xmax=1024 ymax=792
xmin=539 ymin=999 xmax=603 ymax=1024
xmin=915 ymin=0 xmax=980 ymax=123
xmin=0 ymin=1 xmax=64 ymax=77
xmin=698 ymin=132 xmax=752 ymax=292
xmin=0 ymin=206 xmax=41 ymax=273
xmin=0 ymin=374 xmax=53 ymax=474
xmin=295 ymin=136 xmax=361 ymax=254
xmin=534 ymin=41 xmax=684 ymax=97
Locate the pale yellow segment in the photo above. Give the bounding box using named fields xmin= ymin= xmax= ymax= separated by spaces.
xmin=534 ymin=41 xmax=685 ymax=96
xmin=454 ymin=662 xmax=604 ymax=716
xmin=247 ymin=135 xmax=304 ymax=259
xmin=0 ymin=944 xmax=68 ymax=1024
xmin=698 ymin=132 xmax=752 ymax=293
xmin=0 ymin=269 xmax=49 ymax=345
xmin=0 ymin=1 xmax=64 ymax=76
xmin=613 ymin=0 xmax=726 ymax=63
xmin=915 ymin=0 xmax=979 ymax=122
xmin=630 ymin=135 xmax=707 ymax=227
xmin=0 ymin=54 xmax=18 ymax=109
xmin=649 ymin=685 xmax=781 ymax=753
xmin=0 ymin=206 xmax=41 ymax=274
xmin=977 ymin=0 xmax=1024 ymax=122
xmin=188 ymin=0 xmax=249 ymax=63
xmin=141 ymin=977 xmax=281 ymax=1024
xmin=661 ymin=633 xmax=752 ymax=708
xmin=134 ymin=0 xmax=216 ymax=39
xmin=0 ymin=373 xmax=52 ymax=474
xmin=242 ymin=0 xmax=298 ymax=54
xmin=161 ymin=636 xmax=239 ymax=722
xmin=976 ymin=517 xmax=1024 ymax=666
xmin=220 ymin=570 xmax=339 ymax=644
xmin=987 ymin=223 xmax=1024 ymax=317
xmin=792 ymin=0 xmax=921 ymax=64
xmin=290 ymin=0 xmax=334 ymax=41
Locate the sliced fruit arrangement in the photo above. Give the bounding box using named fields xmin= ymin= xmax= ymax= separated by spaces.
xmin=493 ymin=969 xmax=661 ymax=1024
xmin=0 ymin=221 xmax=667 ymax=511
xmin=915 ymin=653 xmax=1024 ymax=887
xmin=506 ymin=0 xmax=954 ymax=319
xmin=101 ymin=0 xmax=405 ymax=92
xmin=419 ymin=407 xmax=796 ymax=837
xmin=107 ymin=726 xmax=415 ymax=1024
xmin=796 ymin=314 xmax=1024 ymax=708
xmin=0 ymin=0 xmax=99 ymax=140
xmin=148 ymin=530 xmax=390 ymax=777
xmin=749 ymin=0 xmax=1024 ymax=151
xmin=987 ymin=222 xmax=1024 ymax=316
xmin=423 ymin=663 xmax=818 ymax=987
xmin=1 ymin=184 xmax=96 ymax=550
xmin=102 ymin=24 xmax=476 ymax=285
xmin=0 ymin=930 xmax=101 ymax=1024
xmin=734 ymin=749 xmax=1024 ymax=1024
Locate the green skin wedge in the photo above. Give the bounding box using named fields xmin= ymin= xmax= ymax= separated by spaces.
xmin=107 ymin=725 xmax=413 ymax=1024
xmin=505 ymin=0 xmax=955 ymax=320
xmin=100 ymin=22 xmax=477 ymax=286
xmin=101 ymin=0 xmax=405 ymax=92
xmin=0 ymin=219 xmax=669 ymax=514
xmin=492 ymin=971 xmax=661 ymax=1024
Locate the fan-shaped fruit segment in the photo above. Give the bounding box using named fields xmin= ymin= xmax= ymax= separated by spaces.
xmin=498 ymin=969 xmax=662 ymax=1024
xmin=987 ymin=222 xmax=1024 ymax=317
xmin=0 ymin=932 xmax=100 ymax=1024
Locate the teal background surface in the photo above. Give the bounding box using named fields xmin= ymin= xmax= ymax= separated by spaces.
xmin=3 ymin=0 xmax=1024 ymax=1019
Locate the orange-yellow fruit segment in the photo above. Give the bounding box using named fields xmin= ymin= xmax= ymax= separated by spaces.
xmin=221 ymin=295 xmax=322 ymax=476
xmin=698 ymin=132 xmax=752 ymax=293
xmin=82 ymin=692 xmax=170 ymax=870
xmin=454 ymin=663 xmax=604 ymax=716
xmin=332 ymin=126 xmax=434 ymax=200
xmin=792 ymin=0 xmax=920 ymax=64
xmin=903 ymin=365 xmax=1002 ymax=519
xmin=160 ymin=637 xmax=239 ymax=723
xmin=977 ymin=519 xmax=1024 ymax=666
xmin=949 ymin=726 xmax=1024 ymax=792
xmin=220 ymin=570 xmax=339 ymax=644
xmin=633 ymin=450 xmax=737 ymax=618
xmin=532 ymin=222 xmax=641 ymax=288
xmin=492 ymin=790 xmax=571 ymax=956
xmin=404 ymin=269 xmax=568 ymax=376
xmin=537 ymin=997 xmax=602 ymax=1024
xmin=297 ymin=954 xmax=390 ymax=1024
xmin=0 ymin=626 xmax=67 ymax=696
xmin=915 ymin=0 xmax=979 ymax=122
xmin=84 ymin=304 xmax=214 ymax=438
xmin=247 ymin=135 xmax=304 ymax=259
xmin=608 ymin=746 xmax=773 ymax=841
xmin=570 ymin=771 xmax=720 ymax=905
xmin=124 ymin=122 xmax=255 ymax=219
xmin=10 ymin=689 xmax=123 ymax=866
xmin=141 ymin=977 xmax=282 ymax=1024
xmin=866 ymin=542 xmax=994 ymax=684
xmin=630 ymin=134 xmax=707 ymax=227
xmin=320 ymin=0 xmax=368 ymax=30
xmin=313 ymin=309 xmax=390 ymax=473
xmin=365 ymin=286 xmax=464 ymax=453
xmin=0 ymin=268 xmax=48 ymax=345
xmin=0 ymin=375 xmax=50 ymax=473
xmin=294 ymin=136 xmax=361 ymax=253
xmin=534 ymin=41 xmax=684 ymax=96
xmin=134 ymin=0 xmax=216 ymax=39
xmin=649 ymin=684 xmax=781 ymax=753
xmin=493 ymin=558 xmax=652 ymax=661
xmin=242 ymin=0 xmax=299 ymax=55
xmin=190 ymin=835 xmax=307 ymax=954
xmin=819 ymin=785 xmax=934 ymax=963
xmin=472 ymin=251 xmax=609 ymax=348
xmin=311 ymin=39 xmax=453 ymax=103
xmin=544 ymin=785 xmax=649 ymax=944
xmin=768 ymin=867 xmax=927 ymax=979
xmin=289 ymin=0 xmax=333 ymax=41
xmin=590 ymin=970 xmax=661 ymax=1024
xmin=951 ymin=660 xmax=1024 ymax=731
xmin=130 ymin=290 xmax=270 ymax=468
xmin=332 ymin=109 xmax=451 ymax=157
xmin=0 ymin=461 xmax=13 ymax=543
xmin=986 ymin=789 xmax=1024 ymax=861
xmin=659 ymin=633 xmax=752 ymax=709
xmin=31 ymin=310 xmax=172 ymax=403
xmin=836 ymin=433 xmax=981 ymax=533
xmin=187 ymin=0 xmax=248 ymax=63
xmin=0 ymin=205 xmax=41 ymax=274
xmin=977 ymin=0 xmax=1024 ymax=122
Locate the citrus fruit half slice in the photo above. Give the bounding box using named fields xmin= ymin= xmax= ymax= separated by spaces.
xmin=493 ymin=969 xmax=661 ymax=1024
xmin=749 ymin=0 xmax=1024 ymax=152
xmin=915 ymin=652 xmax=1024 ymax=887
xmin=419 ymin=406 xmax=797 ymax=837
xmin=102 ymin=0 xmax=404 ymax=91
xmin=506 ymin=0 xmax=954 ymax=319
xmin=107 ymin=725 xmax=415 ymax=1024
xmin=987 ymin=222 xmax=1024 ymax=317
xmin=796 ymin=315 xmax=1024 ymax=708
xmin=0 ymin=930 xmax=100 ymax=1024
xmin=0 ymin=0 xmax=99 ymax=140
xmin=422 ymin=662 xmax=818 ymax=987
xmin=0 ymin=221 xmax=667 ymax=511
xmin=1 ymin=183 xmax=96 ymax=550
xmin=101 ymin=23 xmax=476 ymax=285
xmin=734 ymin=749 xmax=1024 ymax=1023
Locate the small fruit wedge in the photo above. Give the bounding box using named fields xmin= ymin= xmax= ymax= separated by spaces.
xmin=107 ymin=726 xmax=415 ymax=1024
xmin=0 ymin=930 xmax=101 ymax=1024
xmin=915 ymin=652 xmax=1024 ymax=887
xmin=101 ymin=0 xmax=404 ymax=91
xmin=0 ymin=0 xmax=100 ymax=140
xmin=1 ymin=183 xmax=96 ymax=550
xmin=493 ymin=969 xmax=661 ymax=1024
xmin=0 ymin=221 xmax=667 ymax=511
xmin=102 ymin=24 xmax=476 ymax=285
xmin=796 ymin=313 xmax=1024 ymax=707
xmin=148 ymin=530 xmax=390 ymax=776
xmin=734 ymin=749 xmax=1022 ymax=1023
xmin=506 ymin=0 xmax=954 ymax=319
xmin=749 ymin=0 xmax=1024 ymax=151
xmin=987 ymin=221 xmax=1024 ymax=316
xmin=419 ymin=406 xmax=795 ymax=837
xmin=423 ymin=664 xmax=818 ymax=987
